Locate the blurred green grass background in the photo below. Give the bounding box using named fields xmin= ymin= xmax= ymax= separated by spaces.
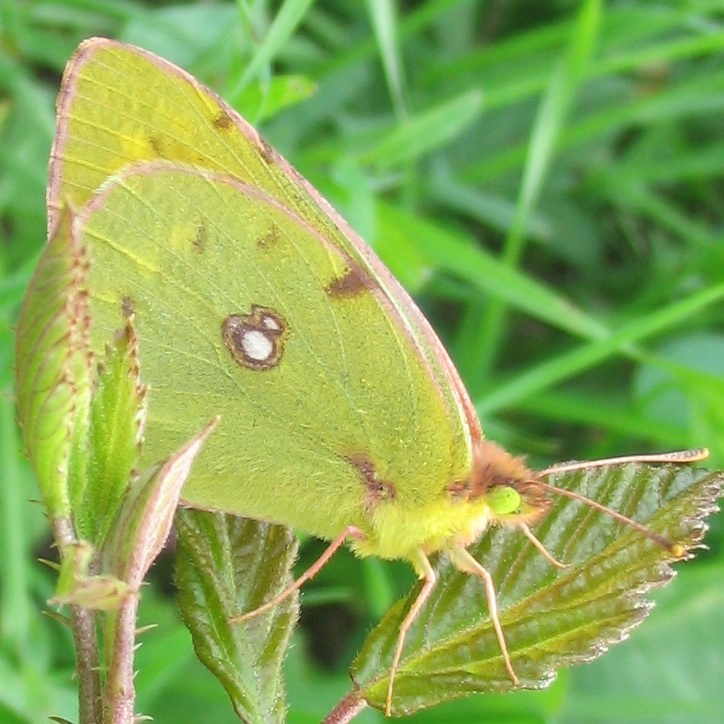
xmin=1 ymin=1 xmax=722 ymax=722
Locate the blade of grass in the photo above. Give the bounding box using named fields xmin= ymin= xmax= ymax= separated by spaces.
xmin=361 ymin=90 xmax=484 ymax=168
xmin=467 ymin=68 xmax=724 ymax=184
xmin=517 ymin=390 xmax=690 ymax=448
xmin=0 ymin=394 xmax=29 ymax=656
xmin=365 ymin=0 xmax=408 ymax=120
xmin=461 ymin=0 xmax=602 ymax=389
xmin=478 ymin=283 xmax=724 ymax=415
xmin=229 ymin=0 xmax=316 ymax=97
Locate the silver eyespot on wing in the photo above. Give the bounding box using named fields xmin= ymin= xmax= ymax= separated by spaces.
xmin=222 ymin=305 xmax=287 ymax=371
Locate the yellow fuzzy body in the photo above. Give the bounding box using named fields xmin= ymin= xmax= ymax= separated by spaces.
xmin=353 ymin=497 xmax=493 ymax=567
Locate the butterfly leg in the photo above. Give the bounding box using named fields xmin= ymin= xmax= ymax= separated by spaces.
xmin=449 ymin=546 xmax=519 ymax=686
xmin=518 ymin=523 xmax=569 ymax=569
xmin=229 ymin=525 xmax=364 ymax=624
xmin=386 ymin=550 xmax=437 ymax=716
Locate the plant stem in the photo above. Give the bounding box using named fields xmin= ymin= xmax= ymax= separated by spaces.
xmin=70 ymin=605 xmax=103 ymax=724
xmin=324 ymin=690 xmax=367 ymax=724
xmin=52 ymin=518 xmax=102 ymax=724
xmin=103 ymin=591 xmax=140 ymax=724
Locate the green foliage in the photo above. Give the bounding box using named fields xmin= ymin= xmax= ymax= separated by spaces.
xmin=2 ymin=1 xmax=723 ymax=723
xmin=175 ymin=512 xmax=299 ymax=723
xmin=351 ymin=464 xmax=720 ymax=717
xmin=13 ymin=207 xmax=90 ymax=519
xmin=80 ymin=322 xmax=145 ymax=547
xmin=14 ymin=195 xmax=220 ymax=719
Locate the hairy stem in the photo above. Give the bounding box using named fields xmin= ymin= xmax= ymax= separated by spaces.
xmin=103 ymin=591 xmax=140 ymax=724
xmin=52 ymin=517 xmax=102 ymax=724
xmin=324 ymin=690 xmax=367 ymax=724
xmin=71 ymin=605 xmax=103 ymax=724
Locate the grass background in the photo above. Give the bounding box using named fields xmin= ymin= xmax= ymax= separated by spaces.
xmin=1 ymin=0 xmax=722 ymax=722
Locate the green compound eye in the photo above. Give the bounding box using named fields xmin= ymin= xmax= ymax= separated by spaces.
xmin=485 ymin=486 xmax=522 ymax=516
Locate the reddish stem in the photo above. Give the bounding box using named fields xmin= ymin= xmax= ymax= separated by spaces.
xmin=53 ymin=518 xmax=102 ymax=724
xmin=70 ymin=604 xmax=102 ymax=724
xmin=103 ymin=591 xmax=140 ymax=724
xmin=324 ymin=690 xmax=367 ymax=724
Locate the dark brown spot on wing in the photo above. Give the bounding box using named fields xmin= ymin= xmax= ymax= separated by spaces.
xmin=258 ymin=136 xmax=275 ymax=164
xmin=346 ymin=453 xmax=396 ymax=512
xmin=326 ymin=265 xmax=372 ymax=298
xmin=121 ymin=296 xmax=135 ymax=318
xmin=148 ymin=135 xmax=163 ymax=156
xmin=257 ymin=223 xmax=280 ymax=250
xmin=213 ymin=110 xmax=233 ymax=130
xmin=193 ymin=223 xmax=208 ymax=253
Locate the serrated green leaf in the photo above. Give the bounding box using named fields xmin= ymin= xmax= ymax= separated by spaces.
xmin=77 ymin=318 xmax=147 ymax=547
xmin=14 ymin=205 xmax=92 ymax=520
xmin=350 ymin=463 xmax=722 ymax=717
xmin=175 ymin=511 xmax=299 ymax=724
xmin=563 ymin=564 xmax=724 ymax=722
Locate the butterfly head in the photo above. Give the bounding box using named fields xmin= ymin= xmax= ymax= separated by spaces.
xmin=466 ymin=439 xmax=551 ymax=526
xmin=466 ymin=439 xmax=701 ymax=558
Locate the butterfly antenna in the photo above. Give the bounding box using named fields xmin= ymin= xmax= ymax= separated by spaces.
xmin=535 ymin=480 xmax=686 ymax=554
xmin=536 ymin=448 xmax=708 ymax=557
xmin=538 ymin=448 xmax=709 ymax=477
